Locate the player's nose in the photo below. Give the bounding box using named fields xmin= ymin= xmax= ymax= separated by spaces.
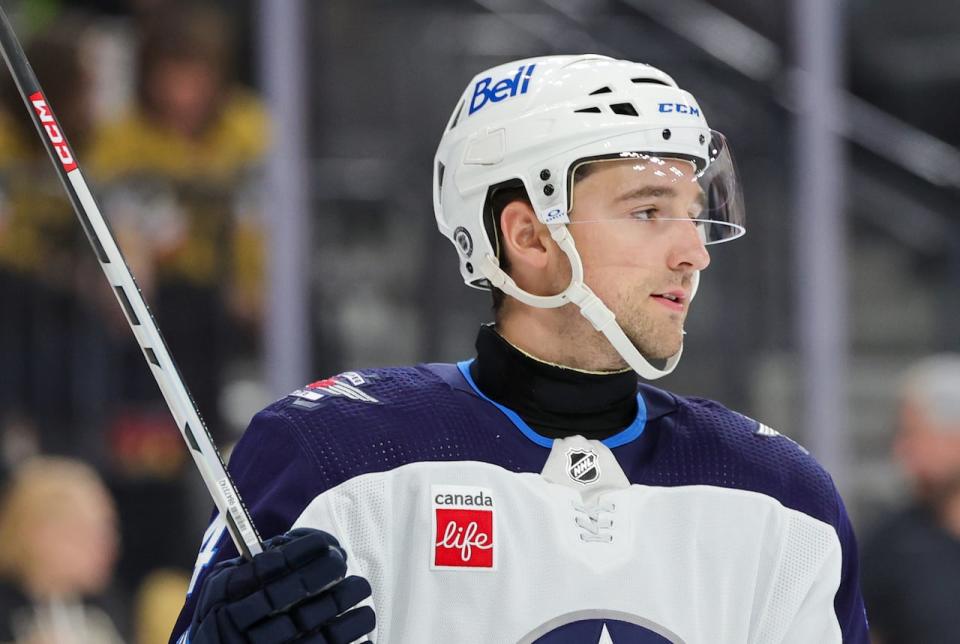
xmin=667 ymin=221 xmax=711 ymax=272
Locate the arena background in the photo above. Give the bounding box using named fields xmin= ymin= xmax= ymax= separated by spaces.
xmin=0 ymin=0 xmax=957 ymax=641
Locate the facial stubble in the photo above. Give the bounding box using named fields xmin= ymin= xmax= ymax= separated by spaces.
xmin=556 ymin=282 xmax=687 ymax=371
xmin=616 ymin=286 xmax=687 ymax=361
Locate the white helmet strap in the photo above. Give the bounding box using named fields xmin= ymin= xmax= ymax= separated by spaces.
xmin=479 ymin=224 xmax=683 ymax=380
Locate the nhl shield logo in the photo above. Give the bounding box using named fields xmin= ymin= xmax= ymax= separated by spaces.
xmin=566 ymin=448 xmax=601 ymax=485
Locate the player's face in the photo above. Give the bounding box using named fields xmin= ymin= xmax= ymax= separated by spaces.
xmin=567 ymin=158 xmax=711 ymax=360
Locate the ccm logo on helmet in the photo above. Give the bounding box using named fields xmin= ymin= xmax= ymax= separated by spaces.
xmin=28 ymin=92 xmax=77 ymax=172
xmin=469 ymin=64 xmax=536 ymax=115
xmin=658 ymin=102 xmax=701 ymax=117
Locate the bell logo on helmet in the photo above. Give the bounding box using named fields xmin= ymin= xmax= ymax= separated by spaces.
xmin=658 ymin=102 xmax=701 ymax=117
xmin=468 ymin=64 xmax=536 ymax=115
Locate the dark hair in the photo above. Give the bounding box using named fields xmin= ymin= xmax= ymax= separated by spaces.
xmin=484 ymin=182 xmax=529 ymax=315
xmin=135 ymin=4 xmax=234 ymax=126
xmin=572 ymin=160 xmax=599 ymax=184
xmin=485 ymin=163 xmax=598 ymax=315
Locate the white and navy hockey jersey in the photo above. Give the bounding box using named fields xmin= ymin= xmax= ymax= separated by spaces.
xmin=172 ymin=362 xmax=869 ymax=643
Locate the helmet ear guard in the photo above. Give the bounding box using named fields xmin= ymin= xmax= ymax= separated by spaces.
xmin=435 ymin=55 xmax=743 ymax=380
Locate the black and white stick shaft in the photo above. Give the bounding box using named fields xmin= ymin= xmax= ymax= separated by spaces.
xmin=0 ymin=6 xmax=262 ymax=558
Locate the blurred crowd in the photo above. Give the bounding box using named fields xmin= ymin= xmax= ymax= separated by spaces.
xmin=0 ymin=1 xmax=266 ymax=641
xmin=860 ymin=355 xmax=960 ymax=644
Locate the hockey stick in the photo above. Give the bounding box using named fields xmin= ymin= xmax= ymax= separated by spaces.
xmin=0 ymin=7 xmax=262 ymax=559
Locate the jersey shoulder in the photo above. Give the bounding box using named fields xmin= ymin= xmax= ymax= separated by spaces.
xmin=249 ymin=363 xmax=530 ymax=486
xmin=261 ymin=364 xmax=459 ymax=442
xmin=264 ymin=363 xmax=472 ymax=424
xmin=667 ymin=392 xmax=840 ymax=527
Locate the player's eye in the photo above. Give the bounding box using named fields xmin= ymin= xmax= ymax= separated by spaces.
xmin=629 ymin=208 xmax=657 ymax=221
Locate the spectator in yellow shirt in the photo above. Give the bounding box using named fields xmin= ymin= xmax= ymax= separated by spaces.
xmin=87 ymin=5 xmax=269 ymax=444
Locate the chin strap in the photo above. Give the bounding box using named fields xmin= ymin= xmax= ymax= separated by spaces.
xmin=480 ymin=224 xmax=684 ymax=381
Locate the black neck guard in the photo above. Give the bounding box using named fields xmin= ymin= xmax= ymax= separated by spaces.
xmin=470 ymin=324 xmax=640 ymax=441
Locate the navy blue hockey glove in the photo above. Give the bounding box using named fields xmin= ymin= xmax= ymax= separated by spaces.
xmin=188 ymin=528 xmax=375 ymax=644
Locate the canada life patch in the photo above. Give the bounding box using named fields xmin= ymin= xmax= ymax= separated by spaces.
xmin=431 ymin=485 xmax=495 ymax=571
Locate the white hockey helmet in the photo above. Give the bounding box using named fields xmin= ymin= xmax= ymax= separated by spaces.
xmin=433 ymin=54 xmax=745 ymax=380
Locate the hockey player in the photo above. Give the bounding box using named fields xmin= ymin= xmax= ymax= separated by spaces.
xmin=173 ymin=55 xmax=869 ymax=643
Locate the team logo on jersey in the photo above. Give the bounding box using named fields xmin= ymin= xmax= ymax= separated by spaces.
xmin=566 ymin=448 xmax=601 ymax=485
xmin=288 ymin=371 xmax=379 ymax=409
xmin=431 ymin=485 xmax=495 ymax=570
xmin=517 ymin=612 xmax=683 ymax=643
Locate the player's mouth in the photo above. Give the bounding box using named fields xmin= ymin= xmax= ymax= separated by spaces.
xmin=650 ymin=290 xmax=687 ymax=312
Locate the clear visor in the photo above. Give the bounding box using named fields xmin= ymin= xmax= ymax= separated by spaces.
xmin=566 ymin=131 xmax=745 ymax=244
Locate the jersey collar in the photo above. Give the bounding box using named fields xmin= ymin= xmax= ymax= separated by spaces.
xmin=457 ymin=359 xmax=648 ymax=448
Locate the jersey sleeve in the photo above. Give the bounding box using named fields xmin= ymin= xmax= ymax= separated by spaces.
xmin=788 ymin=481 xmax=869 ymax=643
xmin=169 ymin=408 xmax=330 ymax=643
xmin=674 ymin=399 xmax=871 ymax=643
xmin=763 ymin=481 xmax=869 ymax=644
xmin=831 ymin=490 xmax=870 ymax=643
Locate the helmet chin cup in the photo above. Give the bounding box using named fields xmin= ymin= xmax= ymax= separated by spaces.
xmin=479 ymin=224 xmax=682 ymax=380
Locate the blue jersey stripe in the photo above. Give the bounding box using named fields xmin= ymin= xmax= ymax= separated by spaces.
xmin=456 ymin=359 xmax=647 ymax=448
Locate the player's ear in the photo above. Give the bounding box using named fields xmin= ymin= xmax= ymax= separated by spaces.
xmin=499 ymin=200 xmax=552 ymax=271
